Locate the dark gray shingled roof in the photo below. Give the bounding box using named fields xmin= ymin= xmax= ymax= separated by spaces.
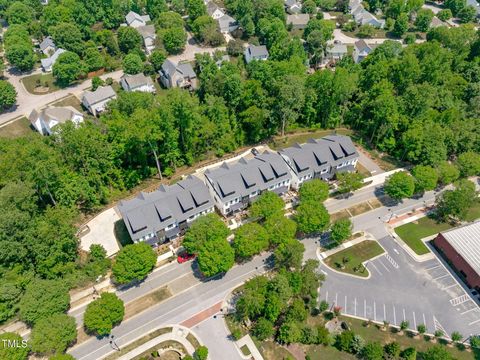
xmin=117 ymin=175 xmax=213 ymax=241
xmin=204 ymin=150 xmax=292 ymax=203
xmin=279 ymin=135 xmax=358 ymax=177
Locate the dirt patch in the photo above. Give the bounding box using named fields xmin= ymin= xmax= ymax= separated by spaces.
xmin=124 ymin=287 xmax=172 ymax=320
xmin=367 ymin=198 xmax=383 ymax=209
xmin=348 ymin=202 xmax=372 ymax=216
xmin=330 ymin=210 xmax=351 ymax=222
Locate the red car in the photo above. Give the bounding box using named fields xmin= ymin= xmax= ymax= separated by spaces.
xmin=177 ymin=253 xmax=195 ymax=263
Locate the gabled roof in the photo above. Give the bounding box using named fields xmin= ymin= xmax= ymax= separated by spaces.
xmin=279 ymin=135 xmax=359 ymax=176
xmin=205 ymin=150 xmax=291 ymax=202
xmin=121 ymin=73 xmax=153 ymax=89
xmin=82 ymin=86 xmax=116 ymax=106
xmin=40 ymin=36 xmax=55 ymax=51
xmin=161 ymin=59 xmax=177 ymax=77
xmin=117 ymin=175 xmax=213 ymax=240
xmin=246 ymin=44 xmax=269 ymax=58
xmin=327 ymin=43 xmax=348 ymax=54
xmin=354 ymin=39 xmax=372 ymax=52
xmin=206 ymin=1 xmax=223 ymax=16
xmin=29 ymin=106 xmax=81 ymax=124
xmin=218 ymin=14 xmax=237 ymax=31
xmin=287 ymin=13 xmax=310 ymax=26
xmin=177 ymin=63 xmax=196 ymax=78
xmin=40 ymin=48 xmax=66 ymax=69
xmin=137 ymin=24 xmax=156 ymax=38
xmin=126 ymin=11 xmax=150 ymax=25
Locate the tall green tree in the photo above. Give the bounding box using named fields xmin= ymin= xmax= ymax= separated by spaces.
xmin=384 ymin=171 xmax=415 ymax=200
xmin=0 ymin=80 xmax=17 ymax=110
xmin=299 ymin=179 xmax=329 ymax=203
xmin=112 ymin=242 xmax=157 ymax=284
xmin=30 ymin=314 xmax=77 ymax=354
xmin=233 ymin=222 xmax=269 ymax=259
xmin=53 ymin=51 xmax=82 ymax=86
xmin=411 ymin=165 xmax=438 ymax=193
xmin=84 ymin=293 xmax=125 ymax=336
xmin=0 ymin=332 xmax=29 ymax=360
xmin=295 ymin=202 xmax=330 ymax=234
xmin=250 ymin=191 xmax=285 ymax=220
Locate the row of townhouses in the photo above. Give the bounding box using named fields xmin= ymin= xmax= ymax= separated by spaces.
xmin=118 ymin=135 xmax=360 ymax=245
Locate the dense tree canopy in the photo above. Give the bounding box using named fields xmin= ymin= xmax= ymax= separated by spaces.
xmin=84 ymin=292 xmax=125 ymax=336
xmin=250 ymin=191 xmax=285 ymax=220
xmin=233 ymin=222 xmax=269 ymax=259
xmin=384 ymin=172 xmax=415 ymax=200
xmin=0 ymin=80 xmax=17 ymax=110
xmin=112 ymin=242 xmax=157 ymax=284
xmin=0 ymin=332 xmax=28 ymax=360
xmin=295 ymin=202 xmax=330 ymax=234
xmin=299 ymin=179 xmax=329 ymax=203
xmin=30 ymin=314 xmax=77 ymax=354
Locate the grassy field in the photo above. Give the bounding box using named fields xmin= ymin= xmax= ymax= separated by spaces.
xmin=0 ymin=117 xmax=33 ymax=138
xmin=254 ymin=339 xmax=295 ymax=360
xmin=50 ymin=94 xmax=83 ymax=112
xmin=323 ymin=240 xmax=385 ymax=277
xmin=394 ymin=216 xmax=452 ymax=255
xmin=21 ymin=73 xmax=63 ymax=94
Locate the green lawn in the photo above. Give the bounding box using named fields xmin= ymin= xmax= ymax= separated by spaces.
xmin=394 ymin=216 xmax=452 ymax=255
xmin=21 ymin=73 xmax=63 ymax=94
xmin=0 ymin=117 xmax=33 ymax=138
xmin=323 ymin=240 xmax=385 ymax=277
xmin=465 ymin=201 xmax=480 ymax=222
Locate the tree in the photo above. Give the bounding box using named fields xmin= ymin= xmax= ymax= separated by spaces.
xmin=360 ymin=341 xmax=383 ymax=360
xmin=183 ymin=213 xmax=230 ymax=254
xmin=122 ymin=53 xmax=144 ymax=75
xmin=417 ymin=324 xmax=426 ymax=335
xmin=149 ymin=50 xmax=167 ymax=71
xmin=299 ymin=179 xmax=329 ymax=203
xmin=422 ymin=345 xmax=454 ymax=360
xmin=227 ymin=39 xmax=244 ymax=56
xmin=436 ymin=179 xmax=476 ymax=221
xmin=91 ymin=76 xmax=104 ymax=91
xmin=18 ymin=279 xmax=69 ymax=325
xmin=383 ymin=341 xmax=401 ymax=360
xmin=187 ymin=0 xmax=207 ymax=21
xmin=277 ymin=321 xmax=302 ymax=344
xmin=295 ymin=202 xmax=330 ymax=234
xmin=445 ymin=0 xmax=465 ymax=14
xmin=194 ymin=345 xmax=209 ymax=360
xmin=49 ymin=355 xmax=76 ymax=360
xmin=5 ymin=42 xmax=35 ymax=71
xmin=53 ymin=51 xmax=82 ymax=86
xmin=160 ymin=27 xmax=187 ymax=54
xmin=233 ymin=222 xmax=269 ymax=259
xmin=393 ymin=13 xmax=409 ymax=37
xmin=252 ymin=317 xmax=274 ymax=340
xmin=337 ymin=172 xmax=364 ymax=194
xmin=274 ymin=238 xmax=305 ymax=269
xmin=6 ymin=2 xmax=33 ymax=25
xmin=112 ymin=242 xmax=157 ymax=284
xmin=84 ymin=47 xmax=105 ymax=72
xmin=84 ymin=292 xmax=124 ymax=336
xmin=437 ymin=9 xmax=452 ymax=21
xmin=264 ymin=214 xmax=297 ymax=245
xmin=384 ymin=171 xmax=415 ymax=200
xmin=50 ymin=23 xmax=85 ymax=55
xmin=415 ymin=9 xmax=434 ymax=32
xmin=191 ymin=15 xmax=223 ymax=46
xmin=330 ymin=218 xmax=352 ymax=245
xmin=412 ymin=165 xmax=438 ymax=193
xmin=357 ymin=24 xmax=376 ymax=38
xmin=274 ymin=75 xmax=305 ymax=135
xmin=457 ymin=151 xmax=480 ymax=177
xmin=30 ymin=314 xmax=77 ymax=354
xmin=0 ymin=80 xmax=17 ymax=110
xmin=0 ymin=332 xmax=28 ymax=360
xmin=458 ymin=5 xmax=476 ymax=23
xmin=250 ymin=191 xmax=285 ymax=220
xmin=400 ymin=347 xmax=417 ymax=360
xmin=436 ymin=161 xmax=459 ymax=185
xmin=118 ymin=26 xmax=143 ymax=53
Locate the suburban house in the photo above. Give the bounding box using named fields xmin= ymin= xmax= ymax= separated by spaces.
xmin=467 ymin=0 xmax=480 ymax=17
xmin=287 ymin=14 xmax=310 ymax=30
xmin=159 ymin=60 xmax=198 ymax=90
xmin=117 ymin=175 xmax=215 ymax=245
xmin=218 ymin=14 xmax=239 ymax=33
xmin=279 ymin=135 xmax=359 ymax=189
xmin=125 ymin=11 xmax=151 ymax=28
xmin=41 ymin=48 xmax=66 ymax=72
xmin=39 ymin=36 xmax=56 ymax=55
xmin=434 ymin=221 xmax=480 ymax=290
xmin=244 ymin=44 xmax=269 ymax=63
xmin=137 ymin=25 xmax=156 ymax=54
xmin=325 ymin=43 xmax=348 ymax=63
xmin=82 ymin=86 xmax=117 ymax=116
xmin=353 ymin=40 xmax=376 ymax=63
xmin=350 ymin=0 xmax=385 ymax=28
xmin=207 ymin=1 xmax=225 ymax=19
xmin=120 ymin=73 xmax=155 ymax=93
xmin=285 ymin=0 xmax=302 ymax=14
xmin=204 ymin=151 xmax=292 ymax=215
xmin=29 ymin=106 xmax=84 ymax=136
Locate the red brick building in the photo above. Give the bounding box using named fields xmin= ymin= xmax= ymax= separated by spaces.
xmin=434 ymin=221 xmax=480 ymax=290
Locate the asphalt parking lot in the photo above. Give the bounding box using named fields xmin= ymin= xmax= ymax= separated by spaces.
xmin=318 ymin=235 xmax=480 ymax=338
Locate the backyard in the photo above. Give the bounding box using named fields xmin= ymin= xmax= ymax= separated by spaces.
xmin=0 ymin=117 xmax=32 ymax=138
xmin=394 ymin=201 xmax=480 ymax=256
xmin=323 ymin=240 xmax=385 ymax=277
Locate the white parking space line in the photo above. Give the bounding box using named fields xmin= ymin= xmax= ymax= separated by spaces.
xmin=425 ymin=264 xmax=441 ymax=271
xmin=325 ymin=291 xmax=329 ymax=303
xmin=442 ymin=284 xmax=458 ymax=291
xmin=393 ymin=305 xmax=397 ymax=325
xmin=403 ymin=308 xmax=406 ymax=321
xmin=370 ymin=262 xmax=382 ymax=275
xmin=461 ymin=308 xmax=480 ymax=315
xmin=413 ymin=311 xmax=417 ymax=329
xmin=423 ymin=313 xmax=426 ymax=327
xmin=354 ymin=298 xmax=357 ymax=316
xmin=433 ymin=274 xmax=450 ymax=281
xmin=364 ymin=299 xmax=366 ymax=318
xmin=378 ymin=259 xmax=390 ymax=272
xmin=384 ymin=304 xmax=386 ymax=320
xmin=335 ymin=293 xmax=338 ymax=306
xmin=345 ymin=295 xmax=347 ymax=313
xmin=469 ymin=318 xmax=480 ymax=326
xmin=374 ymin=301 xmax=376 ymax=321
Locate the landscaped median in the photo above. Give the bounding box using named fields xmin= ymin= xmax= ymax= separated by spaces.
xmin=322 ymin=240 xmax=385 ymax=278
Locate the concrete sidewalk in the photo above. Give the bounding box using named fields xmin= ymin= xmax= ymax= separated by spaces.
xmin=236 ymin=335 xmax=264 ymax=360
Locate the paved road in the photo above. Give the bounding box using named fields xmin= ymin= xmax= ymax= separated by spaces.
xmin=316 ymin=193 xmax=480 ymax=338
xmin=68 ymin=255 xmax=269 ymax=360
xmin=0 ymin=69 xmax=123 ymax=127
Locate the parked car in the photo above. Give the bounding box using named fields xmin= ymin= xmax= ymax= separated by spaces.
xmin=177 ymin=253 xmax=195 ymax=263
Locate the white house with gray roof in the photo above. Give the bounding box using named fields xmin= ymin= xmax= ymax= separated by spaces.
xmin=285 ymin=0 xmax=302 ymax=14
xmin=159 ymin=60 xmax=198 ymax=90
xmin=82 ymin=86 xmax=117 ymax=116
xmin=287 ymin=14 xmax=310 ymax=30
xmin=279 ymin=135 xmax=359 ymax=189
xmin=349 ymin=0 xmax=385 ymax=28
xmin=41 ymin=48 xmax=66 ymax=72
xmin=117 ymin=175 xmax=214 ymax=244
xmin=353 ymin=40 xmax=377 ymax=63
xmin=137 ymin=25 xmax=156 ymax=54
xmin=125 ymin=11 xmax=151 ymax=28
xmin=120 ymin=73 xmax=155 ymax=93
xmin=244 ymin=44 xmax=269 ymax=63
xmin=29 ymin=106 xmax=84 ymax=135
xmin=39 ymin=36 xmax=56 ymax=55
xmin=325 ymin=43 xmax=348 ymax=63
xmin=204 ymin=151 xmax=292 ymax=215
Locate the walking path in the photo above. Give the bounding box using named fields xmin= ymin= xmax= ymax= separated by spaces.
xmin=236 ymin=335 xmax=264 ymax=360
